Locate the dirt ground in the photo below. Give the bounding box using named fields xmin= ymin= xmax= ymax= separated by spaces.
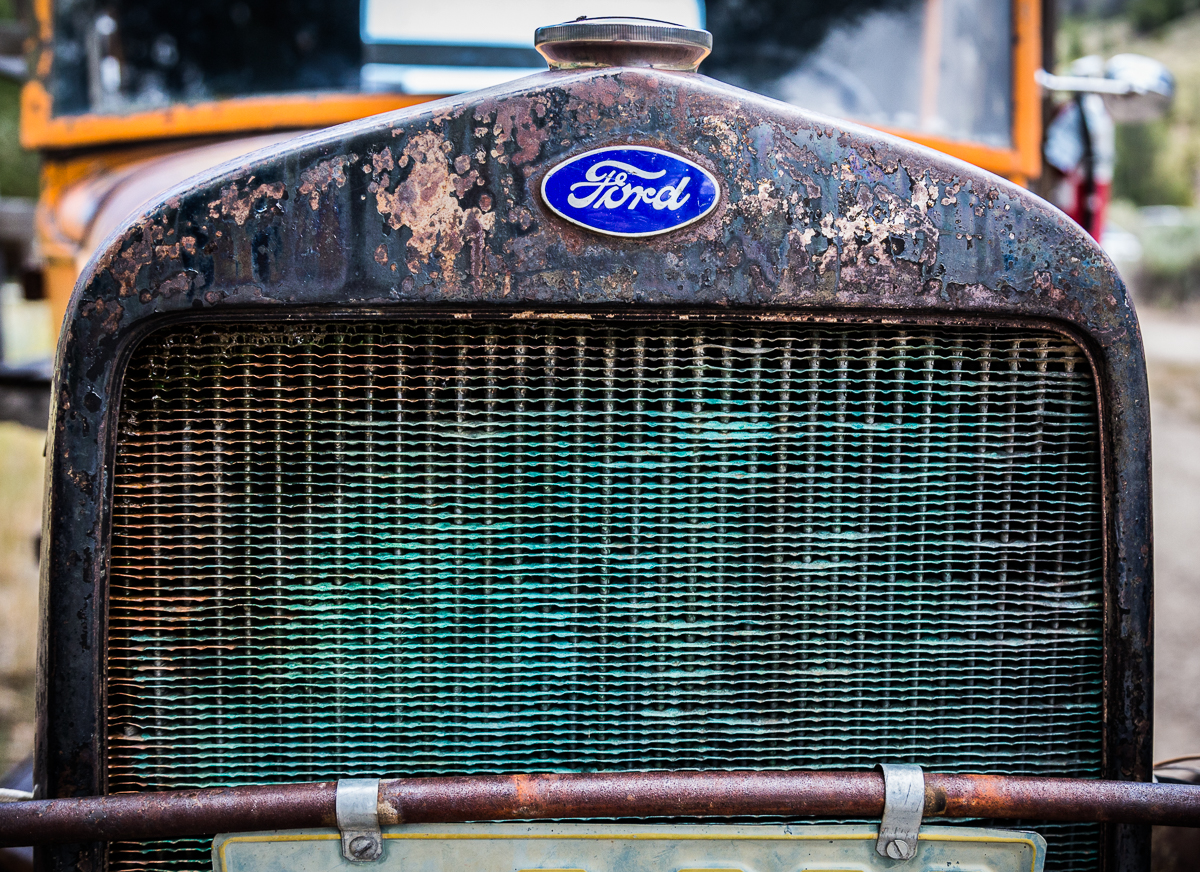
xmin=1140 ymin=304 xmax=1200 ymax=766
xmin=0 ymin=422 xmax=43 ymax=777
xmin=0 ymin=308 xmax=1196 ymax=778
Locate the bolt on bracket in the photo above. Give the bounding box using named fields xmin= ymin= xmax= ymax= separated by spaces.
xmin=336 ymin=778 xmax=382 ymax=862
xmin=875 ymin=763 xmax=924 ymax=861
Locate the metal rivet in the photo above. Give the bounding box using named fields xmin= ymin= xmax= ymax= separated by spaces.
xmin=349 ymin=836 xmax=376 ymax=859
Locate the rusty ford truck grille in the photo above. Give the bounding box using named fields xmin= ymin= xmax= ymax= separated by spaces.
xmin=106 ymin=319 xmax=1104 ymax=872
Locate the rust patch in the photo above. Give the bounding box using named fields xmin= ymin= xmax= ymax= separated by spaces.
xmin=372 ymin=149 xmax=394 ymax=174
xmin=106 ymin=233 xmax=153 ymax=298
xmin=79 ymin=297 xmax=122 ymax=334
xmin=158 ymin=272 xmax=194 ymax=298
xmin=452 ymin=168 xmax=481 ymax=198
xmin=511 ymin=773 xmax=537 ymax=816
xmin=377 ymin=794 xmax=401 ymax=826
xmin=208 ymin=181 xmax=287 ymax=226
xmin=298 ymin=155 xmax=358 ymax=211
xmin=374 ymin=130 xmax=495 ymax=276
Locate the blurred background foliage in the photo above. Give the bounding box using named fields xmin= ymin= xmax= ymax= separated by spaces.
xmin=0 ymin=78 xmax=37 ymax=199
xmin=1061 ymin=1 xmax=1200 ymax=304
xmin=0 ymin=0 xmax=36 ymax=199
xmin=1127 ymin=0 xmax=1200 ymax=32
xmin=1113 ymin=123 xmax=1193 ymax=207
xmin=0 ymin=422 xmax=43 ymax=774
xmin=1061 ymin=5 xmax=1199 ymax=207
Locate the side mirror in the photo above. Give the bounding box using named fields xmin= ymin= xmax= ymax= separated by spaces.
xmin=1102 ymin=54 xmax=1175 ymax=123
xmin=1036 ymin=53 xmax=1175 ymax=123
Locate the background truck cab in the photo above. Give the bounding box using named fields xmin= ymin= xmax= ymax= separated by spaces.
xmin=19 ymin=0 xmax=1047 ymax=336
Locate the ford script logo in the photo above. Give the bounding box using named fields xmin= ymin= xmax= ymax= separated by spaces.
xmin=541 ymin=146 xmax=719 ymax=238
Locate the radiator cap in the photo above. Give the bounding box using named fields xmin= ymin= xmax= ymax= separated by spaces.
xmin=535 ymin=17 xmax=711 ymax=72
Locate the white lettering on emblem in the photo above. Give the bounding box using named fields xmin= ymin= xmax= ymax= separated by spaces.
xmin=566 ymin=160 xmax=693 ymax=212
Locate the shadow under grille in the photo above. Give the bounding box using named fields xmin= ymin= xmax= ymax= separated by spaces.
xmin=106 ymin=320 xmax=1105 ymax=872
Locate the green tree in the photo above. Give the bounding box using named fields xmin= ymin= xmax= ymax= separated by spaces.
xmin=0 ymin=0 xmax=37 ymax=199
xmin=0 ymin=78 xmax=38 ymax=199
xmin=1128 ymin=0 xmax=1200 ymax=32
xmin=1113 ymin=121 xmax=1194 ymax=206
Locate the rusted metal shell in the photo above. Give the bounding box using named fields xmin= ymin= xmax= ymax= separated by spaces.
xmin=3 ymin=772 xmax=1199 ymax=848
xmin=39 ymin=61 xmax=1154 ymax=872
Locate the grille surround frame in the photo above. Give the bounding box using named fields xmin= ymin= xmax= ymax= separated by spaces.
xmin=39 ymin=62 xmax=1151 ymax=872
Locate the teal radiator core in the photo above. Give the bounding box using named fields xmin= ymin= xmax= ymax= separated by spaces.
xmin=106 ymin=320 xmax=1104 ymax=872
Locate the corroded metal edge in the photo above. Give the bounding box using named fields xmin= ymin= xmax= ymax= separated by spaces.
xmin=37 ymin=65 xmax=1153 ymax=872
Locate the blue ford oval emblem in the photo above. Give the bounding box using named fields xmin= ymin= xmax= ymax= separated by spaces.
xmin=541 ymin=146 xmax=719 ymax=238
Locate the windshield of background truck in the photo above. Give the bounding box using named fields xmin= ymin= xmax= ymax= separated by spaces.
xmin=47 ymin=0 xmax=1011 ymax=148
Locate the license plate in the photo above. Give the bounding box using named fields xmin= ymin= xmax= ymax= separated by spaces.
xmin=213 ymin=822 xmax=1046 ymax=872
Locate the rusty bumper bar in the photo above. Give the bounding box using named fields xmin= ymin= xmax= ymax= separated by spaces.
xmin=2 ymin=770 xmax=1199 ymax=848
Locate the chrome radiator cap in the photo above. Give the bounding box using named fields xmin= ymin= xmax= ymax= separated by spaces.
xmin=535 ymin=16 xmax=711 ymax=71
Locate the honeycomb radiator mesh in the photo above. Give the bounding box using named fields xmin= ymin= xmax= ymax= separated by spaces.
xmin=106 ymin=320 xmax=1104 ymax=872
